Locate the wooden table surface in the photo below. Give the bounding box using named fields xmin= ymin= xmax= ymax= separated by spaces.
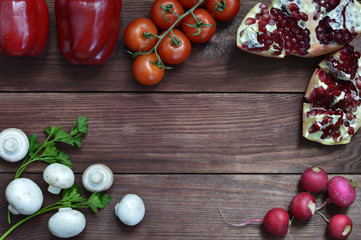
xmin=0 ymin=0 xmax=360 ymax=239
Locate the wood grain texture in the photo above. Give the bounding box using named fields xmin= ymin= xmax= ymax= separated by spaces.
xmin=0 ymin=174 xmax=359 ymax=240
xmin=0 ymin=0 xmax=361 ymax=239
xmin=0 ymin=93 xmax=360 ymax=174
xmin=0 ymin=0 xmax=360 ymax=92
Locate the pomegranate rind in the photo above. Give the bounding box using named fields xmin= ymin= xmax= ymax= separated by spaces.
xmin=237 ymin=0 xmax=361 ymax=58
xmin=236 ymin=3 xmax=286 ymax=58
xmin=302 ymin=103 xmax=353 ymax=145
xmin=303 ymin=46 xmax=361 ymax=145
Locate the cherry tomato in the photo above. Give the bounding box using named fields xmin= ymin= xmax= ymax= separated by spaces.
xmin=178 ymin=0 xmax=204 ymax=9
xmin=181 ymin=9 xmax=216 ymax=43
xmin=206 ymin=0 xmax=240 ymax=21
xmin=157 ymin=29 xmax=191 ymax=65
xmin=151 ymin=0 xmax=184 ymax=29
xmin=133 ymin=53 xmax=164 ymax=85
xmin=124 ymin=18 xmax=158 ymax=52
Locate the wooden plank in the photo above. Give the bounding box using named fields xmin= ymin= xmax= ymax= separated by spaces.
xmin=0 ymin=174 xmax=359 ymax=239
xmin=1 ymin=93 xmax=361 ymax=174
xmin=0 ymin=0 xmax=360 ymax=92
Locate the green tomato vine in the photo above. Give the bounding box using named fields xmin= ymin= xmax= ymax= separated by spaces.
xmin=129 ymin=0 xmax=209 ymax=69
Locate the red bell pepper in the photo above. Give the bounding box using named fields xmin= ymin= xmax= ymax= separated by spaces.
xmin=55 ymin=0 xmax=122 ymax=65
xmin=0 ymin=0 xmax=49 ymax=57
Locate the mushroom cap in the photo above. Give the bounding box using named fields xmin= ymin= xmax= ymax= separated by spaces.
xmin=0 ymin=128 xmax=29 ymax=162
xmin=115 ymin=194 xmax=145 ymax=226
xmin=48 ymin=208 xmax=86 ymax=238
xmin=5 ymin=178 xmax=43 ymax=215
xmin=43 ymin=163 xmax=75 ymax=191
xmin=82 ymin=164 xmax=114 ymax=192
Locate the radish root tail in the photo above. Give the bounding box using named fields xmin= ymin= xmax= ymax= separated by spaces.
xmin=218 ymin=208 xmax=263 ymax=227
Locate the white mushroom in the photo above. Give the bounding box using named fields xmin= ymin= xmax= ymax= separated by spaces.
xmin=0 ymin=128 xmax=29 ymax=162
xmin=48 ymin=208 xmax=86 ymax=238
xmin=82 ymin=164 xmax=114 ymax=192
xmin=5 ymin=178 xmax=43 ymax=215
xmin=43 ymin=163 xmax=75 ymax=194
xmin=115 ymin=194 xmax=145 ymax=226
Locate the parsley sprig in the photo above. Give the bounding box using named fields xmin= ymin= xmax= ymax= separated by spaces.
xmin=14 ymin=116 xmax=88 ymax=179
xmin=0 ymin=184 xmax=111 ymax=240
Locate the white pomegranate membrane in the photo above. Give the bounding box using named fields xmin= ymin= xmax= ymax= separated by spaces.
xmin=237 ymin=0 xmax=361 ymax=58
xmin=303 ymin=45 xmax=361 ymax=145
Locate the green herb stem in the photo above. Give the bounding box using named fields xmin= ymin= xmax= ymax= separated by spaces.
xmin=1 ymin=205 xmax=62 ymax=240
xmin=14 ymin=135 xmax=51 ymax=179
xmin=1 ymin=184 xmax=110 ymax=240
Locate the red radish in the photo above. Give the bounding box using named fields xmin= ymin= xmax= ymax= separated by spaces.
xmin=328 ymin=214 xmax=353 ymax=239
xmin=327 ymin=176 xmax=357 ymax=207
xmin=219 ymin=207 xmax=290 ymax=237
xmin=263 ymin=208 xmax=290 ymax=237
xmin=301 ymin=166 xmax=328 ymax=193
xmin=290 ymin=192 xmax=316 ymax=220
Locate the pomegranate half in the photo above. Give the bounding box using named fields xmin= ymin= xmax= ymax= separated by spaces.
xmin=303 ymin=45 xmax=361 ymax=145
xmin=237 ymin=0 xmax=361 ymax=58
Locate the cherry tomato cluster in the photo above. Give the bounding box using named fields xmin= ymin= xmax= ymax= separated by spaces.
xmin=124 ymin=0 xmax=241 ymax=85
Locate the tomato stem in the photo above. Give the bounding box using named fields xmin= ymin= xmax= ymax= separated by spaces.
xmin=142 ymin=32 xmax=159 ymax=40
xmin=130 ymin=0 xmax=205 ymax=68
xmin=183 ymin=12 xmax=215 ymax=36
xmin=214 ymin=0 xmax=227 ymax=14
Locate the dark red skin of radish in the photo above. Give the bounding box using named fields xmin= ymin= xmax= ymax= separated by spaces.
xmin=327 ymin=176 xmax=356 ymax=207
xmin=329 ymin=214 xmax=353 ymax=239
xmin=290 ymin=192 xmax=316 ymax=220
xmin=263 ymin=208 xmax=289 ymax=237
xmin=301 ymin=166 xmax=328 ymax=193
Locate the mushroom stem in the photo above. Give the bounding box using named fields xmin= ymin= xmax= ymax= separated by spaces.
xmin=4 ymin=137 xmax=20 ymax=152
xmin=90 ymin=170 xmax=104 ymax=184
xmin=48 ymin=185 xmax=62 ymax=195
xmin=7 ymin=205 xmax=20 ymax=215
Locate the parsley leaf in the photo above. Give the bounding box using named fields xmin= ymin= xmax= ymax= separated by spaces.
xmin=28 ymin=135 xmax=40 ymax=157
xmin=14 ymin=116 xmax=88 ymax=179
xmin=86 ymin=193 xmax=112 ymax=213
xmin=39 ymin=147 xmax=72 ymax=168
xmin=62 ymin=185 xmax=86 ymax=207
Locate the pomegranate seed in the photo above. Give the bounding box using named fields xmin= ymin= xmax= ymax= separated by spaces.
xmin=346 ymin=112 xmax=353 ymax=120
xmin=300 ymin=12 xmax=308 ymax=21
xmin=322 ymin=116 xmax=333 ymax=124
xmin=261 ymin=8 xmax=269 ymax=14
xmin=326 ymin=109 xmax=333 ymax=115
xmin=262 ymin=14 xmax=271 ymax=21
xmin=317 ymin=17 xmax=357 ymax=45
xmin=288 ymin=3 xmax=299 ymax=12
xmin=315 ymin=122 xmax=322 ymax=130
xmin=245 ymin=17 xmax=256 ymax=25
xmin=259 ymin=3 xmax=267 ymax=9
xmin=325 ymin=45 xmax=360 ymax=79
xmin=333 ymin=133 xmax=341 ymax=142
xmin=317 ymin=109 xmax=324 ymax=115
xmin=348 ymin=127 xmax=355 ymax=135
xmin=315 ymin=0 xmax=340 ymax=11
xmin=332 ymin=89 xmax=341 ymax=96
xmin=309 ymin=125 xmax=318 ymax=133
xmin=318 ymin=87 xmax=325 ymax=95
xmin=336 ymin=118 xmax=343 ymax=126
xmin=292 ymin=12 xmax=301 ymax=20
